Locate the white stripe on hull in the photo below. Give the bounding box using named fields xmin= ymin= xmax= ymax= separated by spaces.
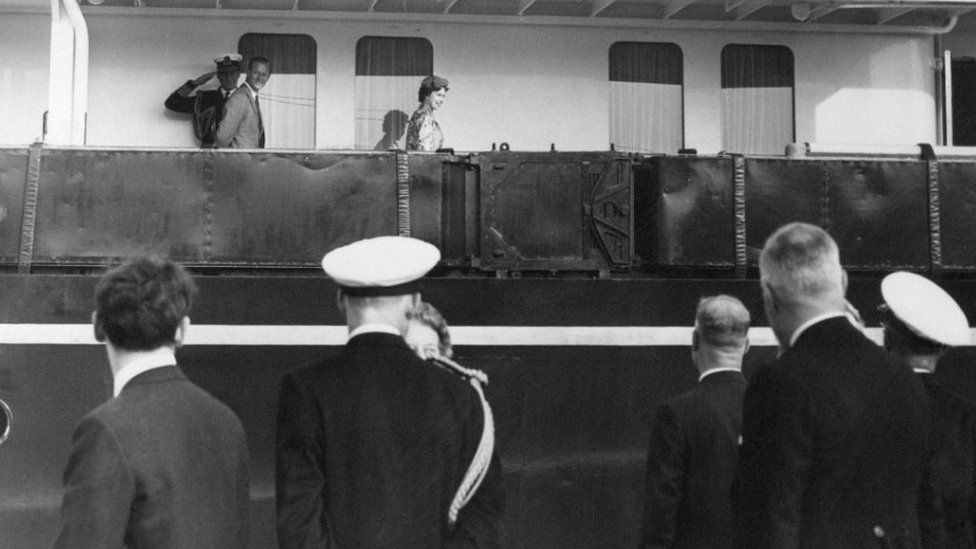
xmin=0 ymin=324 xmax=885 ymax=347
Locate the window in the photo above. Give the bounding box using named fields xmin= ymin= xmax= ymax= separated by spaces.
xmin=609 ymin=42 xmax=683 ymax=154
xmin=355 ymin=37 xmax=434 ymax=150
xmin=239 ymin=33 xmax=317 ymax=149
xmin=721 ymin=44 xmax=794 ymax=155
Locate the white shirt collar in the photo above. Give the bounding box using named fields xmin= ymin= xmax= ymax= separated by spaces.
xmin=348 ymin=323 xmax=401 ymax=342
xmin=113 ymin=347 xmax=177 ymax=397
xmin=699 ymin=367 xmax=742 ymax=382
xmin=244 ymin=82 xmax=258 ymax=98
xmin=788 ymin=311 xmax=858 ymax=348
xmin=914 ymin=369 xmax=932 ymax=375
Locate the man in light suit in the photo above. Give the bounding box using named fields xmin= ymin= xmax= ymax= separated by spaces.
xmin=53 ymin=256 xmax=250 ymax=549
xmin=641 ymin=295 xmax=750 ymax=549
xmin=734 ymin=222 xmax=931 ymax=549
xmin=215 ymin=56 xmax=271 ymax=149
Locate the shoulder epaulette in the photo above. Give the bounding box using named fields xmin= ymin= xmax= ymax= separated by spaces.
xmin=429 ymin=354 xmax=495 ymax=526
xmin=430 ymin=355 xmax=489 ymax=386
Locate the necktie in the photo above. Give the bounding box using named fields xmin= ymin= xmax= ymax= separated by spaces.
xmin=254 ymin=93 xmax=265 ymax=148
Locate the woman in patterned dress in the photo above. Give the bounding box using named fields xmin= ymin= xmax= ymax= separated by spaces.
xmin=406 ymin=75 xmax=449 ymax=151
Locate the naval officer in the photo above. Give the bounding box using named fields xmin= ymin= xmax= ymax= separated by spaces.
xmin=879 ymin=271 xmax=976 ymax=549
xmin=274 ymin=236 xmax=504 ymax=548
xmin=165 ymin=53 xmax=242 ymax=148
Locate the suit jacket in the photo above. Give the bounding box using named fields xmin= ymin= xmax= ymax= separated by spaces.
xmin=215 ymin=84 xmax=264 ymax=149
xmin=275 ymin=332 xmax=504 ymax=549
xmin=52 ymin=365 xmax=250 ymax=549
xmin=735 ymin=317 xmax=931 ymax=549
xmin=641 ymin=369 xmax=746 ymax=549
xmin=917 ymin=373 xmax=976 ymax=549
xmin=164 ymin=83 xmax=231 ymax=147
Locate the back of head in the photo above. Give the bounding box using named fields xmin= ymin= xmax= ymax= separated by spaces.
xmin=408 ymin=301 xmax=453 ymax=358
xmin=759 ymin=222 xmax=844 ymax=303
xmin=881 ymin=309 xmax=946 ymax=356
xmin=696 ymin=295 xmax=751 ymax=351
xmin=94 ymin=256 xmax=197 ymax=351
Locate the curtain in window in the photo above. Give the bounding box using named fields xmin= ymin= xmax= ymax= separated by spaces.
xmin=609 ymin=42 xmax=683 ymax=154
xmin=721 ymin=44 xmax=794 ymax=155
xmin=239 ymin=33 xmax=317 ymax=149
xmin=355 ymin=37 xmax=433 ymax=150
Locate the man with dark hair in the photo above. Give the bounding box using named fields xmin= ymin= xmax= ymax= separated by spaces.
xmin=641 ymin=295 xmax=750 ymax=549
xmin=215 ymin=56 xmax=270 ymax=149
xmin=275 ymin=236 xmax=504 ymax=548
xmin=879 ymin=271 xmax=975 ymax=548
xmin=735 ymin=222 xmax=931 ymax=548
xmin=53 ymin=256 xmax=250 ymax=549
xmin=165 ymin=53 xmax=242 ymax=148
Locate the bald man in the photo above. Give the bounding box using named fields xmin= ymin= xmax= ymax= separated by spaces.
xmin=641 ymin=295 xmax=750 ymax=549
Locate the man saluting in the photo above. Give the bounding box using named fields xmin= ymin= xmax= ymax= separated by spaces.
xmin=275 ymin=236 xmax=504 ymax=548
xmin=164 ymin=53 xmax=242 ymax=148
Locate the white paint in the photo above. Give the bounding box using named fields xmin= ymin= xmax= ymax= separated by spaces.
xmin=0 ymin=11 xmax=941 ymax=151
xmin=46 ymin=2 xmax=74 ymax=145
xmin=0 ymin=14 xmax=49 ymax=146
xmin=46 ymin=0 xmax=88 ymax=145
xmin=0 ymin=323 xmax=885 ymax=347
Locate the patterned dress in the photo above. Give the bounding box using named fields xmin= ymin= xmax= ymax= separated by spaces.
xmin=406 ymin=103 xmax=444 ymax=151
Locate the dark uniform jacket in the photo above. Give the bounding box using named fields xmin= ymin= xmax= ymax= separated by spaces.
xmin=275 ymin=332 xmax=504 ymax=549
xmin=164 ymin=83 xmax=231 ymax=148
xmin=734 ymin=317 xmax=931 ymax=549
xmin=53 ymin=366 xmax=250 ymax=549
xmin=641 ymin=369 xmax=746 ymax=549
xmin=918 ymin=372 xmax=976 ymax=549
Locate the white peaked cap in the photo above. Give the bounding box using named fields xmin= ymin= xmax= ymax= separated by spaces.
xmin=321 ymin=236 xmax=440 ymax=295
xmin=881 ymin=271 xmax=970 ymax=347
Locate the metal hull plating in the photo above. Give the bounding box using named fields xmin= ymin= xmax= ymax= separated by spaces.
xmin=5 ymin=273 xmax=976 ymax=547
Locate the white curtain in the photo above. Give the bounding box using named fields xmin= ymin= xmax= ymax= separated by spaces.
xmin=721 ymin=88 xmax=793 ymax=155
xmin=261 ymin=75 xmax=315 ymax=149
xmin=355 ymin=76 xmax=422 ymax=150
xmin=610 ymin=82 xmax=683 ymax=153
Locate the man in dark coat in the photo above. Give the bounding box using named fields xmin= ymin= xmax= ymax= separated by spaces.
xmin=275 ymin=236 xmax=504 ymax=548
xmin=878 ymin=271 xmax=976 ymax=549
xmin=53 ymin=256 xmax=250 ymax=549
xmin=641 ymin=294 xmax=750 ymax=549
xmin=164 ymin=53 xmax=241 ymax=148
xmin=735 ymin=222 xmax=931 ymax=549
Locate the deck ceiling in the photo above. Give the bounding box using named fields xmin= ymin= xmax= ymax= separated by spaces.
xmin=7 ymin=0 xmax=976 ymax=27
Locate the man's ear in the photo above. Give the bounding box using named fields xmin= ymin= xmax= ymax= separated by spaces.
xmin=841 ymin=269 xmax=849 ymax=293
xmin=691 ymin=328 xmax=700 ymax=352
xmin=92 ymin=311 xmax=106 ymax=343
xmin=335 ymin=289 xmax=346 ymax=314
xmin=761 ymin=281 xmax=779 ymax=312
xmin=174 ymin=316 xmax=190 ymax=348
xmin=743 ymin=337 xmax=751 ymax=355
